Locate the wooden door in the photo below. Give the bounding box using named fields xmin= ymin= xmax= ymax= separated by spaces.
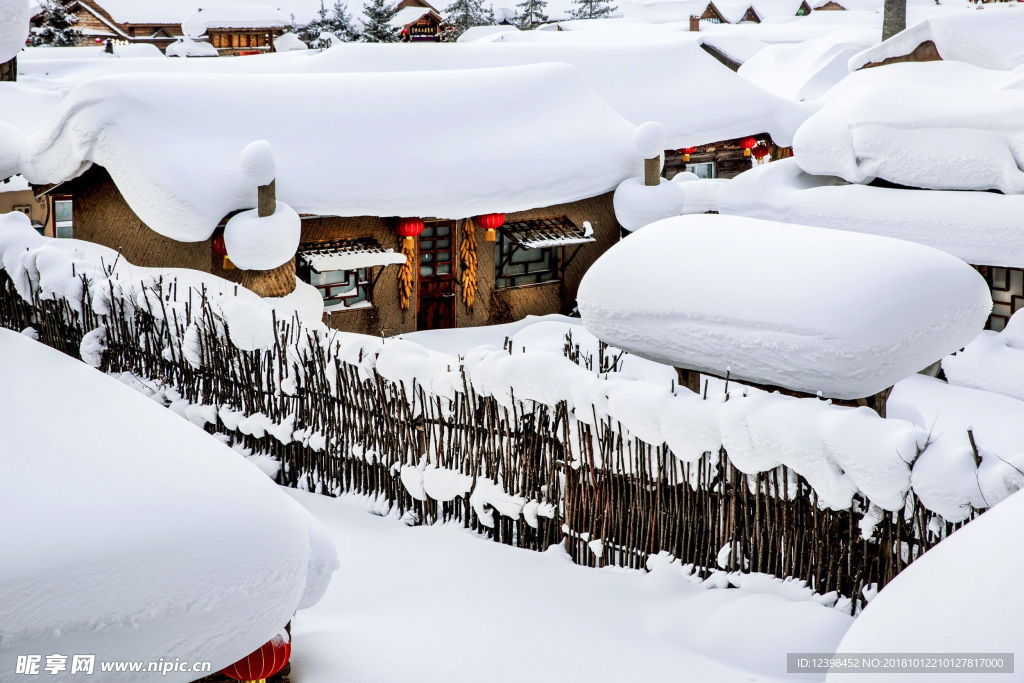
xmin=416 ymin=221 xmax=456 ymax=330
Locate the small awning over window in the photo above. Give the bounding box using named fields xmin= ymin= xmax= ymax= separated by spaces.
xmin=503 ymin=217 xmax=595 ymax=250
xmin=298 ymin=237 xmax=407 ymax=273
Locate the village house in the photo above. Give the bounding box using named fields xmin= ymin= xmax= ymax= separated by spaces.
xmin=695 ymin=0 xmax=812 ymax=26
xmin=0 ymin=176 xmax=71 ymax=238
xmin=19 ymin=64 xmax=642 ymax=335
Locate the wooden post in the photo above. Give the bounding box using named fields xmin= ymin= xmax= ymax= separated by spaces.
xmin=0 ymin=57 xmax=16 ymax=83
xmin=243 ymin=178 xmax=295 ymax=297
xmin=644 ymin=157 xmax=660 ymax=187
xmin=258 ymin=179 xmax=276 ymax=217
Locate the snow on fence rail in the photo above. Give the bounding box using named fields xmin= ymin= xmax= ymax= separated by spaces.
xmin=0 ymin=256 xmax=987 ymax=612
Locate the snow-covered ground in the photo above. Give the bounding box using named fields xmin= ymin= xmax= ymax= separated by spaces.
xmin=288 ymin=489 xmax=853 ymax=683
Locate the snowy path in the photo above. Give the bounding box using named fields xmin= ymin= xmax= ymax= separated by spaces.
xmin=287 ymin=490 xmax=851 ymax=683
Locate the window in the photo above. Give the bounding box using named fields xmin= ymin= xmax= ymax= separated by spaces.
xmin=687 ymin=161 xmax=716 ymax=179
xmin=54 ymin=199 xmax=72 ymax=238
xmin=309 ymin=268 xmax=370 ymax=311
xmin=419 ymin=223 xmax=452 ymax=277
xmin=495 ymin=232 xmax=558 ymax=289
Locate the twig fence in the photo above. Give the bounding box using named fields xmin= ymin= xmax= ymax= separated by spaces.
xmin=0 ymin=271 xmax=973 ymax=612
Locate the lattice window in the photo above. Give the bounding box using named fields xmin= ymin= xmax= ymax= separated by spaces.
xmin=419 ymin=223 xmax=453 ymax=278
xmin=985 ymin=266 xmax=1024 ymax=331
xmin=494 ymin=216 xmax=593 ymax=289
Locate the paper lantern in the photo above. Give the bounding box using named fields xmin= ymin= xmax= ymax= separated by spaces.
xmin=212 ymin=233 xmax=227 ymax=256
xmin=222 ymin=637 xmax=290 ymax=682
xmin=473 ymin=213 xmax=505 ymax=242
xmin=740 ymin=137 xmax=757 ymax=157
xmin=751 ymin=143 xmax=771 ymax=160
xmin=680 ymin=147 xmax=697 ymax=162
xmin=396 ymin=217 xmax=425 ymax=244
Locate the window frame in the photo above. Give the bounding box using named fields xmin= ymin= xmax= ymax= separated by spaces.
xmin=494 ymin=230 xmax=561 ymax=290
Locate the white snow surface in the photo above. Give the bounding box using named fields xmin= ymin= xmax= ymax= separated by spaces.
xmin=793 ymin=83 xmax=1024 ymax=194
xmin=943 ymin=310 xmax=1024 ymax=402
xmin=7 ymin=39 xmax=812 ymax=150
xmin=716 ymin=158 xmax=1024 ymax=268
xmin=290 ymin=489 xmax=853 ymax=683
xmin=182 ymin=5 xmax=292 ymax=38
xmin=848 ymin=5 xmax=1024 ymax=71
xmin=738 ymin=33 xmax=877 ymax=102
xmin=17 ymin=64 xmax=640 ymax=241
xmin=0 ymin=0 xmax=30 ymax=64
xmin=273 ymin=32 xmax=308 ymax=51
xmin=577 ymin=214 xmax=992 ymax=399
xmin=223 ymin=202 xmax=301 ymax=271
xmin=18 ymin=44 xmax=165 ymax=60
xmin=166 ymin=37 xmax=219 ymax=58
xmin=613 ymin=176 xmax=685 ymax=231
xmin=239 ymin=139 xmax=277 ymax=186
xmin=0 ymin=329 xmax=338 ymax=681
xmin=829 ymin=488 xmax=1024 ymax=683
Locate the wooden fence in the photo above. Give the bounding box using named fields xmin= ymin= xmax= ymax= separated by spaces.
xmin=0 ymin=271 xmax=971 ymax=611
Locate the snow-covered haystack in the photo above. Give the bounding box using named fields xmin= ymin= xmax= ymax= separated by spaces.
xmin=848 ymin=6 xmax=1024 ymax=71
xmin=0 ymin=328 xmax=338 ymax=676
xmin=0 ymin=0 xmax=29 ymax=65
xmin=714 ymin=158 xmax=1024 ymax=268
xmin=943 ymin=309 xmax=1024 ymax=402
xmin=17 ymin=64 xmax=639 ymax=241
xmin=794 ymin=83 xmax=1024 ymax=193
xmin=612 ymin=122 xmax=685 ymax=232
xmin=166 ymin=37 xmax=219 ymax=58
xmin=224 ymin=140 xmax=301 ymax=272
xmin=274 ymin=32 xmax=309 ymax=52
xmin=830 ymin=488 xmax=1024 ymax=673
xmin=577 ymin=214 xmax=992 ymax=400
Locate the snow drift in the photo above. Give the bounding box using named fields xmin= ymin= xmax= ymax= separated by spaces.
xmin=0 ymin=329 xmax=339 ymax=681
xmin=576 ymin=214 xmax=991 ymax=399
xmin=793 ymin=83 xmax=1024 ymax=194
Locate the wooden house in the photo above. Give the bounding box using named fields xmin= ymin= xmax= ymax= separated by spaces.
xmin=392 ymin=0 xmax=444 ymax=42
xmin=697 ymin=0 xmax=811 ymax=25
xmin=19 ymin=65 xmax=642 ymax=336
xmin=662 ymin=134 xmax=787 ymax=180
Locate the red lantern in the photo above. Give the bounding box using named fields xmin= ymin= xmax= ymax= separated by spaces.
xmin=212 ymin=233 xmax=227 ymax=256
xmin=473 ymin=213 xmax=504 ymax=242
xmin=751 ymin=143 xmax=771 ymax=160
xmin=396 ymin=217 xmax=425 ymax=244
xmin=222 ymin=637 xmax=290 ymax=682
xmin=679 ymin=146 xmax=697 ymax=162
xmin=740 ymin=137 xmax=757 ymax=157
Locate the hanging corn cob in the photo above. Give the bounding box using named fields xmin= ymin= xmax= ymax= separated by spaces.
xmin=398 ymin=237 xmax=416 ymax=310
xmin=459 ymin=218 xmax=478 ymax=309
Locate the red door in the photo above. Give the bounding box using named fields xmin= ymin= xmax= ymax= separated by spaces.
xmin=417 ymin=221 xmax=456 ymax=330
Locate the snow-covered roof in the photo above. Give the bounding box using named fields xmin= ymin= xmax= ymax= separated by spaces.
xmin=389 ymin=5 xmax=433 ymax=29
xmin=619 ymin=0 xmax=709 ymax=24
xmin=716 ymin=158 xmax=1024 ymax=268
xmin=19 ymin=64 xmax=641 ymax=242
xmin=698 ymin=34 xmax=768 ymax=64
xmin=0 ymin=0 xmax=29 ymax=64
xmin=182 ymin=5 xmax=292 ymax=38
xmin=0 ymin=324 xmax=338 ymax=666
xmin=749 ymin=0 xmax=807 ymax=20
xmin=713 ymin=2 xmax=754 ymax=24
xmin=794 ymin=83 xmax=1024 ymax=193
xmin=166 ymin=37 xmax=220 ymax=57
xmin=89 ymin=0 xmax=316 ymax=25
xmin=737 ymin=31 xmax=877 ymax=101
xmin=456 ymin=25 xmax=520 ymax=42
xmin=849 ymin=6 xmax=1024 ymax=71
xmin=577 ymin=213 xmax=991 ymax=399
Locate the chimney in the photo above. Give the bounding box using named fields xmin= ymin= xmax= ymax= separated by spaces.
xmin=690 ymin=15 xmax=700 ymax=31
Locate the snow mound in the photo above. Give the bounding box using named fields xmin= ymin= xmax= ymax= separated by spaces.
xmin=0 ymin=329 xmax=338 ymax=677
xmin=275 ymin=32 xmax=308 ymax=52
xmin=20 ymin=64 xmax=640 ymax=241
xmin=676 ymin=175 xmax=728 ymax=214
xmin=613 ymin=176 xmax=684 ymax=232
xmin=577 ymin=214 xmax=992 ymax=399
xmin=738 ymin=34 xmax=876 ymax=102
xmin=0 ymin=121 xmax=25 ymax=179
xmin=717 ymin=158 xmax=1024 ymax=268
xmin=0 ymin=0 xmax=29 ymax=64
xmin=239 ymin=139 xmax=277 ymax=187
xmin=829 ymin=488 xmax=1024 ymax=681
xmin=848 ymin=6 xmax=1024 ymax=71
xmin=794 ymin=83 xmax=1024 ymax=194
xmin=943 ymin=310 xmax=1024 ymax=402
xmin=166 ymin=37 xmax=219 ymax=58
xmin=633 ymin=121 xmax=666 ymax=159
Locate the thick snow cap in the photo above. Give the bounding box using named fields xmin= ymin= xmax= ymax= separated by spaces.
xmin=633 ymin=121 xmax=666 ymax=159
xmin=0 ymin=0 xmax=30 ymax=64
xmin=0 ymin=329 xmax=338 ymax=678
xmin=613 ymin=177 xmax=684 ymax=232
xmin=0 ymin=121 xmax=25 ymax=179
xmin=182 ymin=5 xmax=291 ymax=39
xmin=240 ymin=139 xmax=276 ymax=187
xmin=20 ymin=64 xmax=640 ymax=242
xmin=717 ymin=158 xmax=1024 ymax=268
xmin=794 ymin=84 xmax=1024 ymax=194
xmin=577 ymin=214 xmax=992 ymax=399
xmin=224 ymin=202 xmax=301 ymax=270
xmin=848 ymin=7 xmax=1024 ymax=71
